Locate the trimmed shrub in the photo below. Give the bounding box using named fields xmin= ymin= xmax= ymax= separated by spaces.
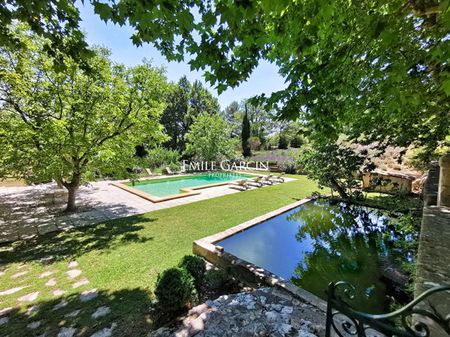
xmin=279 ymin=158 xmax=298 ymax=174
xmin=178 ymin=255 xmax=206 ymax=289
xmin=147 ymin=147 xmax=180 ymax=170
xmin=290 ymin=134 xmax=304 ymax=148
xmin=278 ymin=134 xmax=289 ymax=149
xmin=204 ymin=268 xmax=239 ymax=292
xmin=154 ymin=267 xmax=197 ymax=316
xmin=248 ymin=136 xmax=262 ymax=151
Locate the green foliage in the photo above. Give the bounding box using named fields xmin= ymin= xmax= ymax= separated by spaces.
xmin=406 ymin=139 xmax=450 ymax=171
xmin=248 ymin=136 xmax=262 ymax=151
xmin=161 ymin=76 xmax=219 ymax=152
xmin=242 ymin=108 xmax=252 ymax=157
xmin=279 ymin=158 xmax=298 ymax=174
xmin=4 ymin=2 xmax=449 ymax=157
xmin=204 ymin=268 xmax=239 ymax=293
xmin=0 ymin=4 xmax=93 ymax=70
xmin=298 ymin=143 xmax=375 ymax=199
xmin=222 ymin=100 xmax=279 ymax=145
xmin=184 ymin=113 xmax=237 ymax=161
xmin=87 ymin=0 xmax=450 ymax=162
xmin=178 ymin=255 xmax=206 ymax=289
xmin=278 ymin=134 xmax=289 ymax=149
xmin=147 ymin=147 xmax=180 ymax=170
xmin=267 ymin=134 xmax=280 ymax=149
xmin=221 ymin=101 xmax=241 ymax=137
xmin=154 ymin=267 xmax=197 ymax=317
xmin=0 ymin=28 xmax=167 ymax=210
xmin=387 ymin=212 xmax=421 ymax=294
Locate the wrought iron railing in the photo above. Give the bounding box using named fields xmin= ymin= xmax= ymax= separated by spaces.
xmin=325 ymin=282 xmax=450 ymax=337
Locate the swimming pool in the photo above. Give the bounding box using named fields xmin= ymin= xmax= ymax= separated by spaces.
xmin=215 ymin=200 xmax=413 ymax=313
xmin=128 ymin=172 xmax=252 ymax=197
xmin=111 ymin=172 xmax=255 ymax=202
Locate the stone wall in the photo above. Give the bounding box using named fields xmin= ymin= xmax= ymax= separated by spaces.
xmin=362 ymin=170 xmax=415 ymax=194
xmin=414 ymin=155 xmax=450 ymax=337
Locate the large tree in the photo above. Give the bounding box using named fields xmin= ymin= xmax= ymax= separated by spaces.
xmin=2 ymin=1 xmax=449 ymax=159
xmin=223 ymin=100 xmax=278 ymax=144
xmin=184 ymin=113 xmax=236 ymax=162
xmin=161 ymin=76 xmax=219 ymax=152
xmin=0 ymin=0 xmax=93 ymax=70
xmin=241 ymin=106 xmax=251 ymax=157
xmin=0 ymin=29 xmax=167 ymax=211
xmin=92 ymin=0 xmax=449 ymax=159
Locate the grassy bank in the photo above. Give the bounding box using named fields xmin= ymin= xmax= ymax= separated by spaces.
xmin=0 ymin=175 xmax=318 ymax=336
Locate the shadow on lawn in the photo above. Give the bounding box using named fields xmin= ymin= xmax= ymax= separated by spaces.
xmin=0 ymin=214 xmax=155 ymax=265
xmin=1 ymin=288 xmax=154 ymax=337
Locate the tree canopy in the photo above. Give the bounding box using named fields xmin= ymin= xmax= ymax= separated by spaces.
xmin=0 ymin=28 xmax=167 ymax=211
xmin=161 ymin=76 xmax=219 ymax=152
xmin=0 ymin=0 xmax=93 ymax=70
xmin=2 ymin=0 xmax=449 ymax=159
xmin=92 ymin=0 xmax=450 ymax=157
xmin=241 ymin=106 xmax=251 ymax=157
xmin=184 ymin=113 xmax=236 ymax=161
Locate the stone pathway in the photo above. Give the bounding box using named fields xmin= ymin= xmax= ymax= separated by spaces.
xmin=0 ymin=175 xmax=293 ymax=244
xmin=0 ymin=260 xmax=115 ymax=337
xmin=149 ymin=288 xmax=326 ymax=337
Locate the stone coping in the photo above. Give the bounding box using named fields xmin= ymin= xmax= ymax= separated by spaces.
xmin=371 ymin=169 xmax=417 ymax=180
xmin=110 ymin=171 xmax=271 ymax=203
xmin=193 ymin=198 xmax=328 ymax=313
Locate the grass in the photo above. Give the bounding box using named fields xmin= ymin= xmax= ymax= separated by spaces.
xmin=362 ymin=192 xmax=423 ymax=213
xmin=0 ymin=174 xmax=319 ymax=336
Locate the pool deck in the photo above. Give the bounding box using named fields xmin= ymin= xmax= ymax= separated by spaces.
xmin=110 ymin=172 xmax=258 ymax=203
xmin=0 ymin=174 xmax=295 ymax=244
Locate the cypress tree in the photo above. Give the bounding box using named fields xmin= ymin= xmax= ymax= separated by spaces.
xmin=242 ymin=105 xmax=251 ymax=157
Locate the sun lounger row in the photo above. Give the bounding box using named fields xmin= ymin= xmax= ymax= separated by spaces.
xmin=228 ymin=173 xmax=285 ymax=191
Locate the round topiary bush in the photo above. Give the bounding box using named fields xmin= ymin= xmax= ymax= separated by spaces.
xmin=178 ymin=255 xmax=206 ymax=289
xmin=154 ymin=267 xmax=197 ymax=315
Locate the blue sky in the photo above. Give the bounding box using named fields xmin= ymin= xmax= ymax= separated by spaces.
xmin=76 ymin=2 xmax=286 ymax=109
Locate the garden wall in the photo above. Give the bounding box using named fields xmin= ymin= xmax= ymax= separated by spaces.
xmin=414 ymin=155 xmax=450 ymax=337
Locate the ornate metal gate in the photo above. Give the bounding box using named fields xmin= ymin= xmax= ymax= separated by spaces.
xmin=325 ymin=282 xmax=450 ymax=337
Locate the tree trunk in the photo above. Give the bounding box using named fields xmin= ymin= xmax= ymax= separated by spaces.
xmin=330 ymin=179 xmax=349 ymax=199
xmin=66 ymin=186 xmax=78 ymax=212
xmin=63 ymin=171 xmax=81 ymax=213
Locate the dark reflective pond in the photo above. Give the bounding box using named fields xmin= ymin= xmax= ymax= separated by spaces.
xmin=218 ymin=200 xmax=413 ymax=313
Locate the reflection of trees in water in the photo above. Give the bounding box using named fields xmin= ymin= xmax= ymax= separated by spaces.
xmin=288 ymin=201 xmax=399 ymax=313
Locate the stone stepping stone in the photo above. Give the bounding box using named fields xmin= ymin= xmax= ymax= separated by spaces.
xmin=27 ymin=321 xmax=41 ymax=329
xmin=90 ymin=323 xmax=117 ymax=337
xmin=66 ymin=269 xmax=82 ymax=279
xmin=66 ymin=309 xmax=81 ymax=318
xmin=45 ymin=278 xmax=57 ymax=286
xmin=18 ymin=291 xmax=39 ymax=302
xmin=39 ymin=255 xmax=54 ymax=263
xmin=80 ymin=289 xmax=98 ymax=302
xmin=92 ymin=306 xmax=111 ymax=319
xmin=68 ymin=261 xmax=78 ymax=268
xmin=53 ymin=299 xmax=68 ymax=310
xmin=72 ymin=279 xmax=89 ymax=288
xmin=25 ymin=305 xmax=40 ymax=317
xmin=0 ymin=285 xmax=29 ymax=296
xmin=0 ymin=316 xmax=9 ymax=326
xmin=39 ymin=271 xmax=54 ymax=278
xmin=53 ymin=289 xmax=66 ymax=297
xmin=0 ymin=307 xmax=13 ymax=317
xmin=11 ymin=270 xmax=28 ymax=279
xmin=0 ymin=271 xmax=5 ymax=277
xmin=57 ymin=327 xmax=76 ymax=337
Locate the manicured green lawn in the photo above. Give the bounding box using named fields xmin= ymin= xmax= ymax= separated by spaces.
xmin=0 ymin=174 xmax=319 ymax=336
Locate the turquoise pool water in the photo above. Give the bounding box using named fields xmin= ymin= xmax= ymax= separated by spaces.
xmin=218 ymin=200 xmax=414 ymax=313
xmin=128 ymin=172 xmax=253 ymax=197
